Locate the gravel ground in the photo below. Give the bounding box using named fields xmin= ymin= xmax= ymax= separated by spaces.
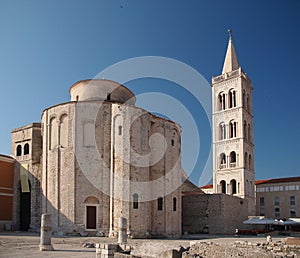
xmin=0 ymin=232 xmax=284 ymax=258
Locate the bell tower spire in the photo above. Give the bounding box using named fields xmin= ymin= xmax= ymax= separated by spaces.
xmin=222 ymin=29 xmax=240 ymax=74
xmin=212 ymin=30 xmax=255 ymax=215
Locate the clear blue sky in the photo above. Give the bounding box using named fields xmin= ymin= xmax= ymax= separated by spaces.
xmin=0 ymin=1 xmax=299 ymax=185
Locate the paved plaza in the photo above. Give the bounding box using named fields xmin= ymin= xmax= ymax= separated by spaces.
xmin=0 ymin=232 xmax=285 ymax=257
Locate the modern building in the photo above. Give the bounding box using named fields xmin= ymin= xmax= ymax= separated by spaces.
xmin=0 ymin=154 xmax=14 ymax=230
xmin=256 ymin=177 xmax=300 ymax=220
xmin=211 ymin=30 xmax=255 ymax=215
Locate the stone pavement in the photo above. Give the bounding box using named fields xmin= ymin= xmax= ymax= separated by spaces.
xmin=0 ymin=232 xmax=296 ymax=258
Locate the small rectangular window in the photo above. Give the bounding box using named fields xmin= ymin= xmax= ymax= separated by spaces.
xmin=275 ymin=207 xmax=280 ymax=218
xmin=259 ymin=197 xmax=264 ymax=206
xmin=260 ymin=207 xmax=265 ymax=216
xmin=133 ymin=194 xmax=138 ymax=209
xmin=290 ymin=208 xmax=296 ymax=218
xmin=274 ymin=196 xmax=280 ymax=206
xmin=118 ymin=125 xmax=122 ymax=135
xmin=290 ymin=196 xmax=296 ymax=206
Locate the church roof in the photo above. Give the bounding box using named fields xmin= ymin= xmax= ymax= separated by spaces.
xmin=255 ymin=177 xmax=300 ymax=185
xmin=222 ymin=29 xmax=240 ymax=74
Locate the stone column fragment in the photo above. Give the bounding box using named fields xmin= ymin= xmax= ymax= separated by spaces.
xmin=39 ymin=213 xmax=54 ymax=251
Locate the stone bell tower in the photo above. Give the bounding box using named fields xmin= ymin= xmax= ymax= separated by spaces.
xmin=212 ymin=30 xmax=255 ymax=215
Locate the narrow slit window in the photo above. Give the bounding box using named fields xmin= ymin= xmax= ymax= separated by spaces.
xmin=157 ymin=197 xmax=163 ymax=211
xmin=118 ymin=125 xmax=122 ymax=135
xmin=133 ymin=193 xmax=138 ymax=209
xmin=173 ymin=197 xmax=177 ymax=211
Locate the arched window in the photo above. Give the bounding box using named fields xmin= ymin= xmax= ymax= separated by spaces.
xmin=220 ymin=180 xmax=226 ymax=193
xmin=244 ymin=152 xmax=248 ymax=169
xmin=173 ymin=197 xmax=177 ymax=211
xmin=218 ymin=92 xmax=226 ymax=111
xmin=133 ymin=193 xmax=138 ymax=209
xmin=220 ymin=153 xmax=226 ymax=169
xmin=49 ymin=117 xmax=58 ymax=150
xmin=24 ymin=143 xmax=29 ymax=155
xmin=16 ymin=145 xmax=22 ymax=156
xmin=230 ymin=151 xmax=237 ymax=167
xmin=229 ymin=120 xmax=237 ymax=138
xmin=244 ymin=121 xmax=247 ymax=140
xmin=228 ymin=89 xmax=236 ymax=108
xmin=248 ymin=124 xmax=251 ymax=143
xmin=247 ymin=94 xmax=250 ymax=111
xmin=249 ymin=154 xmax=252 ymax=170
xmin=60 ymin=114 xmax=68 ymax=148
xmin=157 ymin=197 xmax=163 ymax=211
xmin=219 ymin=123 xmax=226 ymax=140
xmin=243 ymin=90 xmax=246 ymax=108
xmin=230 ymin=179 xmax=237 ymax=194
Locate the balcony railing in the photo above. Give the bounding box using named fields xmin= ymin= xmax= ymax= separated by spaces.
xmin=229 ymin=162 xmax=236 ymax=168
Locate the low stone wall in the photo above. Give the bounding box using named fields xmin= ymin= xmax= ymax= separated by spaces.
xmin=182 ymin=193 xmax=248 ymax=234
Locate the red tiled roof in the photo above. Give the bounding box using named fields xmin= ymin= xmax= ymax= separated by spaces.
xmin=0 ymin=154 xmax=14 ymax=160
xmin=199 ymin=177 xmax=300 ymax=188
xmin=255 ymin=177 xmax=300 ymax=185
xmin=200 ymin=184 xmax=213 ymax=189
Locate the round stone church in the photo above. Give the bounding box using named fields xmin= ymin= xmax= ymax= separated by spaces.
xmin=12 ymin=79 xmax=183 ymax=237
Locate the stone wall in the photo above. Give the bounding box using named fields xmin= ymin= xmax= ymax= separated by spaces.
xmin=182 ymin=193 xmax=248 ymax=234
xmin=39 ymin=93 xmax=183 ymax=237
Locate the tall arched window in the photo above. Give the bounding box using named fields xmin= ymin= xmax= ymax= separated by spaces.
xmin=243 ymin=90 xmax=246 ymax=108
xmin=16 ymin=145 xmax=22 ymax=156
xmin=219 ymin=123 xmax=226 ymax=140
xmin=230 ymin=179 xmax=237 ymax=194
xmin=59 ymin=114 xmax=68 ymax=148
xmin=230 ymin=151 xmax=237 ymax=167
xmin=220 ymin=180 xmax=226 ymax=194
xmin=133 ymin=193 xmax=138 ymax=209
xmin=24 ymin=143 xmax=29 ymax=155
xmin=247 ymin=94 xmax=250 ymax=111
xmin=244 ymin=121 xmax=247 ymax=140
xmin=249 ymin=154 xmax=252 ymax=170
xmin=157 ymin=197 xmax=163 ymax=211
xmin=173 ymin=197 xmax=177 ymax=211
xmin=218 ymin=92 xmax=226 ymax=111
xmin=220 ymin=153 xmax=226 ymax=169
xmin=228 ymin=89 xmax=236 ymax=108
xmin=49 ymin=117 xmax=58 ymax=150
xmin=229 ymin=120 xmax=237 ymax=138
xmin=248 ymin=124 xmax=251 ymax=143
xmin=244 ymin=152 xmax=248 ymax=169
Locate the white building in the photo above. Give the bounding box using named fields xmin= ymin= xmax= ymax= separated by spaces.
xmin=212 ymin=31 xmax=255 ymax=215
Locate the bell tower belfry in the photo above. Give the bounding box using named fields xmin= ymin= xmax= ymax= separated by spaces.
xmin=212 ymin=30 xmax=255 ymax=215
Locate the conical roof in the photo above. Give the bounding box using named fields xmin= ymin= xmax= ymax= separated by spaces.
xmin=222 ymin=29 xmax=240 ymax=74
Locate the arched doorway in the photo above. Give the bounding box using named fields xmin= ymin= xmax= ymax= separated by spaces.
xmin=220 ymin=180 xmax=226 ymax=194
xmin=84 ymin=196 xmax=99 ymax=230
